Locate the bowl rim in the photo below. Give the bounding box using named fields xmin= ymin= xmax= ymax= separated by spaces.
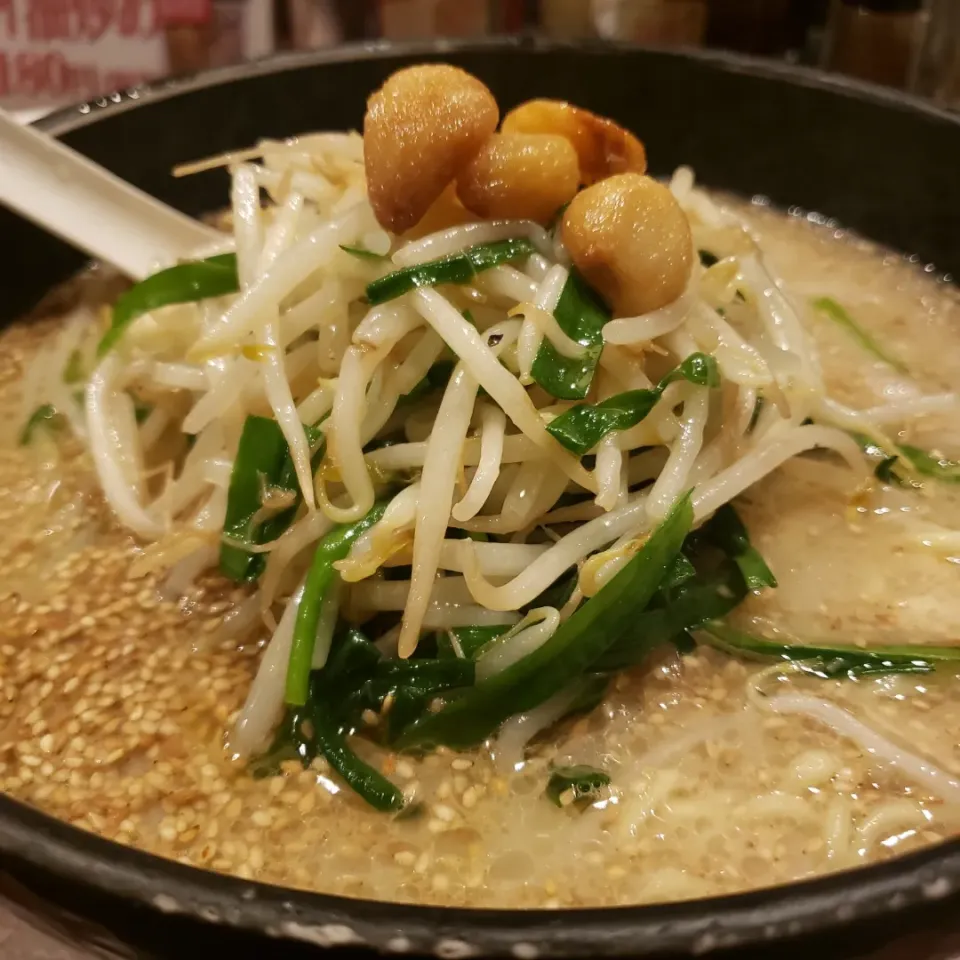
xmin=5 ymin=36 xmax=960 ymax=958
xmin=3 ymin=790 xmax=960 ymax=956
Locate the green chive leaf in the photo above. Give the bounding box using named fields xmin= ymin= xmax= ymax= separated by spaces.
xmin=530 ymin=270 xmax=607 ymax=400
xmin=366 ymin=238 xmax=536 ymax=305
xmin=98 ymin=254 xmax=239 ymax=356
xmin=812 ymin=297 xmax=908 ymax=373
xmin=396 ymin=494 xmax=694 ymax=750
xmin=340 ymin=244 xmax=388 ymax=261
xmin=545 ymin=353 xmax=719 ymax=455
xmin=545 ymin=765 xmax=610 ymax=808
xmin=19 ymin=404 xmax=61 ymax=446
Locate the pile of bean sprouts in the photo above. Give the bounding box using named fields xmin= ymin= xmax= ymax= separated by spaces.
xmin=33 ymin=127 xmax=941 ymax=763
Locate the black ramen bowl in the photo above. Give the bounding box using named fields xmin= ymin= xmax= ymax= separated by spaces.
xmin=2 ymin=38 xmax=960 ymax=960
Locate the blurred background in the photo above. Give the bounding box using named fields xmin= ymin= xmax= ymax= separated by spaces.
xmin=2 ymin=0 xmax=958 ymax=117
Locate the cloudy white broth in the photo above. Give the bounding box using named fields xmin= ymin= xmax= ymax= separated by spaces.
xmin=2 ymin=64 xmax=960 ymax=908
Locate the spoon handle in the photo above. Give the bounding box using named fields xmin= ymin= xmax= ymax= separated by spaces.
xmin=0 ymin=109 xmax=219 ymax=280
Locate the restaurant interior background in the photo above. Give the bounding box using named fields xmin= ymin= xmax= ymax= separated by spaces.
xmin=1 ymin=0 xmax=958 ymax=120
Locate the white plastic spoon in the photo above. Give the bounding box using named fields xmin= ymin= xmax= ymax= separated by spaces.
xmin=0 ymin=107 xmax=220 ymax=280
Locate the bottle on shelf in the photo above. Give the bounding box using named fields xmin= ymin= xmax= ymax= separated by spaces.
xmin=911 ymin=0 xmax=960 ymax=108
xmin=538 ymin=0 xmax=708 ymax=45
xmin=594 ymin=0 xmax=708 ymax=45
xmin=538 ymin=0 xmax=597 ymax=38
xmin=822 ymin=0 xmax=928 ymax=89
xmin=375 ymin=0 xmax=492 ymax=39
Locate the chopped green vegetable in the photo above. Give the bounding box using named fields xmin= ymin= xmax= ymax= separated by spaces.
xmin=898 ymin=443 xmax=960 ymax=483
xmin=352 ymin=657 xmax=476 ymax=742
xmin=524 ymin=568 xmax=578 ymax=614
xmin=256 ymin=421 xmax=325 ymax=563
xmin=545 ymin=353 xmax=719 ymax=455
xmin=874 ymin=455 xmax=902 ymax=485
xmin=396 ymin=494 xmax=694 ymax=750
xmin=63 ymin=349 xmax=86 ymax=384
xmin=21 ymin=348 xmax=104 ymax=445
xmin=530 ymin=270 xmax=607 ymax=400
xmin=545 ymin=765 xmax=610 ymax=807
xmin=260 ymin=625 xmax=475 ymax=807
xmin=436 ymin=625 xmax=510 ymax=660
xmin=339 ymin=244 xmax=388 ymax=261
xmin=663 ymin=553 xmax=697 ymax=590
xmin=97 ymin=254 xmax=239 ymax=356
xmin=700 ymin=621 xmax=960 ymax=680
xmin=219 ymin=417 xmax=292 ymax=582
xmin=852 ymin=432 xmax=908 ymax=485
xmin=365 ymin=238 xmax=536 ymax=305
xmin=254 ymin=627 xmax=408 ymax=809
xmin=852 ymin=432 xmax=960 ymax=487
xmin=325 ymin=627 xmax=383 ymax=685
xmin=596 ymin=558 xmax=747 ymax=671
xmin=19 ymin=404 xmax=61 ymax=446
xmin=546 ymin=389 xmax=661 ymax=456
xmin=286 ymin=503 xmax=389 ymax=706
xmin=249 ymin=707 xmax=314 ymax=779
xmin=399 ymin=361 xmax=454 ymax=404
xmin=220 ymin=417 xmax=325 ymax=582
xmin=660 ymin=352 xmax=721 ymax=389
xmin=699 ymin=504 xmax=777 ymax=591
xmin=254 ymin=696 xmax=404 ymax=812
xmin=310 ymin=700 xmax=405 ymax=812
xmin=353 ymin=657 xmax=475 ymax=703
xmin=562 ymin=674 xmax=610 ymax=719
xmin=812 ymin=297 xmax=907 ymax=373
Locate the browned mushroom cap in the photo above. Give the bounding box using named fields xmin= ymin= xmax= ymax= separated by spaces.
xmin=501 ymin=99 xmax=647 ymax=185
xmin=455 ymin=132 xmax=580 ymax=225
xmin=562 ymin=173 xmax=693 ymax=317
xmin=363 ymin=64 xmax=499 ymax=234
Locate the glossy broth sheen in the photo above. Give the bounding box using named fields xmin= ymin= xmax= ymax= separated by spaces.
xmin=2 ymin=201 xmax=960 ymax=909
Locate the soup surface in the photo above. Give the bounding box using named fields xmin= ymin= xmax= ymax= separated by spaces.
xmin=1 ymin=200 xmax=959 ymax=908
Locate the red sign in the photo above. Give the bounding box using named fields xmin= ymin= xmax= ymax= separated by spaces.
xmin=0 ymin=0 xmax=166 ymax=106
